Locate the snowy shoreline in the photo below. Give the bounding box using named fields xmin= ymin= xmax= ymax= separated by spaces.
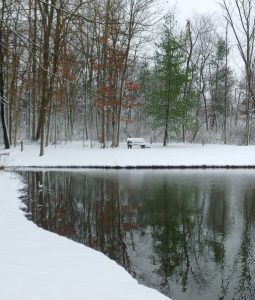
xmin=10 ymin=164 xmax=255 ymax=169
xmin=2 ymin=141 xmax=255 ymax=300
xmin=3 ymin=141 xmax=255 ymax=169
xmin=0 ymin=171 xmax=170 ymax=300
xmin=0 ymin=142 xmax=255 ymax=300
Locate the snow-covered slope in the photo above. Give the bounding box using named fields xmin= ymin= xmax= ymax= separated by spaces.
xmin=0 ymin=172 xmax=170 ymax=300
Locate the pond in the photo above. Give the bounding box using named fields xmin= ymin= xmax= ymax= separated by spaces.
xmin=19 ymin=169 xmax=255 ymax=300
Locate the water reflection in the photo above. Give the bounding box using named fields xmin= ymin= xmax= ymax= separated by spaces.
xmin=20 ymin=170 xmax=255 ymax=300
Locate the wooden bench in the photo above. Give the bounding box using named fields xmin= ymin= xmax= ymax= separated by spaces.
xmin=127 ymin=138 xmax=146 ymax=149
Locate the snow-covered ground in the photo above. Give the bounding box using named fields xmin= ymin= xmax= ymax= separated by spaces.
xmin=2 ymin=141 xmax=255 ymax=168
xmin=2 ymin=141 xmax=255 ymax=300
xmin=0 ymin=171 xmax=170 ymax=300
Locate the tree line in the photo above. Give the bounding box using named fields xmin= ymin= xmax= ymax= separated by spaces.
xmin=0 ymin=0 xmax=255 ymax=154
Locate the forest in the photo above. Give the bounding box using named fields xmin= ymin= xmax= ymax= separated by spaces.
xmin=0 ymin=0 xmax=255 ymax=155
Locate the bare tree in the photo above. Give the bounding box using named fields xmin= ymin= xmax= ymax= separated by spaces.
xmin=0 ymin=0 xmax=10 ymax=149
xmin=221 ymin=0 xmax=255 ymax=144
xmin=224 ymin=20 xmax=229 ymax=144
xmin=194 ymin=15 xmax=216 ymax=133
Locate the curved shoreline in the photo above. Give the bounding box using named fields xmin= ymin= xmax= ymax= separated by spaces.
xmin=9 ymin=164 xmax=255 ymax=169
xmin=0 ymin=172 xmax=171 ymax=300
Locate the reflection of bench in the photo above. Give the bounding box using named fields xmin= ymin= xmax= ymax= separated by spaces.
xmin=127 ymin=138 xmax=146 ymax=149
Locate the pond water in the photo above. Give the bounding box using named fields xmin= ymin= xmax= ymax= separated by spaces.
xmin=19 ymin=170 xmax=255 ymax=300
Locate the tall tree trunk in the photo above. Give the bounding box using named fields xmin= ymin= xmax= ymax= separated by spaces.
xmin=163 ymin=123 xmax=168 ymax=147
xmin=100 ymin=0 xmax=111 ymax=148
xmin=182 ymin=20 xmax=193 ymax=142
xmin=36 ymin=0 xmax=56 ymax=141
xmin=31 ymin=0 xmax=38 ymax=140
xmin=0 ymin=3 xmax=10 ymax=149
xmin=223 ymin=22 xmax=229 ymax=144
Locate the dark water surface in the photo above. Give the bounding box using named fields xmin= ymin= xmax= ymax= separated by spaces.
xmin=19 ymin=170 xmax=255 ymax=300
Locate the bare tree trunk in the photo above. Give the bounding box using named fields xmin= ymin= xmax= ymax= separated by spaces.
xmin=223 ymin=21 xmax=229 ymax=144
xmin=182 ymin=20 xmax=193 ymax=142
xmin=245 ymin=86 xmax=251 ymax=145
xmin=100 ymin=0 xmax=111 ymax=148
xmin=31 ymin=0 xmax=38 ymax=140
xmin=36 ymin=0 xmax=56 ymax=141
xmin=0 ymin=1 xmax=10 ymax=149
xmin=39 ymin=122 xmax=45 ymax=156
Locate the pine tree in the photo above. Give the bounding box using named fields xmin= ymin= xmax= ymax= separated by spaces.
xmin=148 ymin=17 xmax=188 ymax=146
xmin=209 ymin=37 xmax=233 ymax=133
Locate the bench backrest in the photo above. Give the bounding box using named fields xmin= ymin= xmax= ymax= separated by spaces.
xmin=127 ymin=138 xmax=145 ymax=143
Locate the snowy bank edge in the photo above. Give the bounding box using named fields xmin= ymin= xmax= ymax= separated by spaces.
xmin=0 ymin=171 xmax=171 ymax=300
xmin=8 ymin=164 xmax=255 ymax=169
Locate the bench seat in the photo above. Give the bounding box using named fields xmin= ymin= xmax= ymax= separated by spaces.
xmin=127 ymin=138 xmax=146 ymax=149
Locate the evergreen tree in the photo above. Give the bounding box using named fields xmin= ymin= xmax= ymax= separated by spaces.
xmin=209 ymin=37 xmax=233 ymax=131
xmin=147 ymin=17 xmax=188 ymax=146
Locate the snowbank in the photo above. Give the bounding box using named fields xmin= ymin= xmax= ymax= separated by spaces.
xmin=0 ymin=171 xmax=170 ymax=300
xmin=2 ymin=141 xmax=254 ymax=299
xmin=3 ymin=141 xmax=255 ymax=168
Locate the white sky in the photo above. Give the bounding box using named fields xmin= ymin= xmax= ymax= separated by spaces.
xmin=166 ymin=0 xmax=221 ymax=22
xmin=169 ymin=0 xmax=242 ymax=75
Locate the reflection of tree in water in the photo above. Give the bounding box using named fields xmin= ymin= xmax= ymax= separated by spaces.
xmin=138 ymin=182 xmax=207 ymax=295
xmin=138 ymin=179 xmax=255 ymax=299
xmin=232 ymin=190 xmax=255 ymax=299
xmin=206 ymin=188 xmax=228 ymax=298
xmin=20 ymin=171 xmax=255 ymax=300
xmin=208 ymin=188 xmax=255 ymax=300
xmin=21 ymin=171 xmax=139 ymax=272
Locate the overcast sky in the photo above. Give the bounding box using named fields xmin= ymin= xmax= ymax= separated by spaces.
xmin=167 ymin=0 xmax=221 ymax=22
xmin=165 ymin=0 xmax=242 ymax=75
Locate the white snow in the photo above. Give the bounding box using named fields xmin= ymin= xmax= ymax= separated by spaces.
xmin=3 ymin=141 xmax=255 ymax=168
xmin=1 ymin=140 xmax=255 ymax=300
xmin=0 ymin=171 xmax=170 ymax=300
